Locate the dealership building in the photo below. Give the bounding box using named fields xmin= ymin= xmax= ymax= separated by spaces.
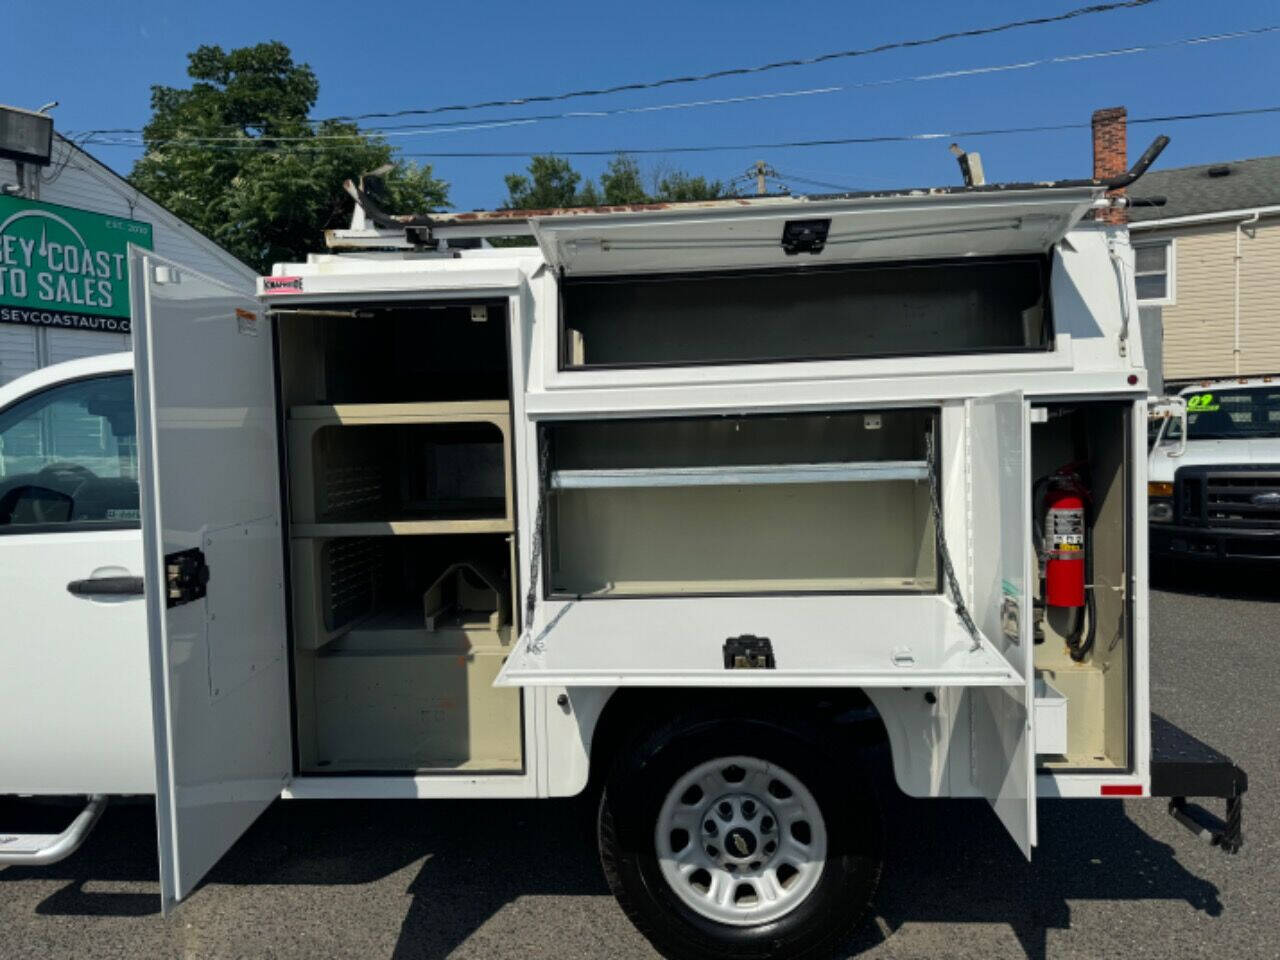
xmin=1 ymin=105 xmax=255 ymax=386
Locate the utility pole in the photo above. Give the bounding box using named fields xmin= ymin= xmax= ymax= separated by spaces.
xmin=748 ymin=161 xmax=783 ymax=196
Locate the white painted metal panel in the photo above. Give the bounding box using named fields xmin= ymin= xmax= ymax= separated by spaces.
xmin=966 ymin=391 xmax=1036 ymax=857
xmin=0 ymin=529 xmax=153 ymax=793
xmin=131 ymin=249 xmax=290 ymax=912
xmin=496 ymin=594 xmax=1021 ymax=688
xmin=531 ymin=190 xmax=1097 ymax=276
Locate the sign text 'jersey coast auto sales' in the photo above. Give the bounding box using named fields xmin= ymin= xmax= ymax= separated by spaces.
xmin=0 ymin=195 xmax=153 ymax=333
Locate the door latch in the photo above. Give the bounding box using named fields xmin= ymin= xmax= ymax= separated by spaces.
xmin=723 ymin=635 xmax=776 ymax=670
xmin=165 ymin=548 xmax=209 ymax=608
xmin=780 ymin=219 xmax=830 ymax=255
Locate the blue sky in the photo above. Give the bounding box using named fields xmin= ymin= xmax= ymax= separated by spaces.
xmin=5 ymin=0 xmax=1279 ymax=211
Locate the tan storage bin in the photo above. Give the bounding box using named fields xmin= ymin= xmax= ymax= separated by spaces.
xmin=311 ymin=625 xmax=520 ymax=773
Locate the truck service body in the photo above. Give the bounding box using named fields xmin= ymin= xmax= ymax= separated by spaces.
xmin=0 ymin=143 xmax=1248 ymax=958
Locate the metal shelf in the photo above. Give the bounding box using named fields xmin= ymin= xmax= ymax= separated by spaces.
xmin=291 ymin=518 xmax=513 ymax=538
xmin=549 ymin=460 xmax=928 ymax=490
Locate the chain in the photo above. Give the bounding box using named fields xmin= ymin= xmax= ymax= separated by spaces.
xmin=925 ymin=429 xmax=983 ymax=651
xmin=523 ymin=434 xmax=550 ymax=653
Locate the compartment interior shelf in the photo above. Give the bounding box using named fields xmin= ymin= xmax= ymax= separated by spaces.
xmin=292 ymin=519 xmax=513 ymax=538
xmin=288 ymin=400 xmax=513 ymax=533
xmin=290 ymin=400 xmax=511 ymax=422
xmin=550 ymin=460 xmax=928 ymax=490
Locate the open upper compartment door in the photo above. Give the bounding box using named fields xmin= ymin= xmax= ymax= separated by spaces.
xmin=131 ymin=250 xmax=291 ymax=912
xmin=966 ymin=391 xmax=1036 ymax=858
xmin=498 ymin=407 xmax=1026 ymax=690
xmin=529 ymin=188 xmax=1098 ymax=276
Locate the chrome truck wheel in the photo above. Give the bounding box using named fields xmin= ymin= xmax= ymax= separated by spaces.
xmin=598 ymin=711 xmax=882 ymax=960
xmin=655 ymin=756 xmax=827 ymax=925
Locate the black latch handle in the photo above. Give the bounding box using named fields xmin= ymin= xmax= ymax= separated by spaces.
xmin=165 ymin=548 xmax=209 ymax=608
xmin=724 ymin=634 xmax=776 ymax=670
xmin=67 ymin=576 xmax=145 ymax=597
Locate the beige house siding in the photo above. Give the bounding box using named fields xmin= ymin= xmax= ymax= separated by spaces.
xmin=1138 ymin=215 xmax=1280 ymax=381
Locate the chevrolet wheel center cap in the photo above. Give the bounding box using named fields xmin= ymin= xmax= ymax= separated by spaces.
xmin=726 ymin=827 xmax=757 ymax=859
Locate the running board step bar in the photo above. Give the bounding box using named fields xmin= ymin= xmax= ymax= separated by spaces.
xmin=0 ymin=795 xmax=107 ymax=865
xmin=1149 ymin=715 xmax=1248 ymax=854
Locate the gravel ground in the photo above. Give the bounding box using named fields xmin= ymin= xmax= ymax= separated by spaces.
xmin=1 ymin=566 xmax=1275 ymax=959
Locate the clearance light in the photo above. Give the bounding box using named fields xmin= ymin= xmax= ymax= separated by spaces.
xmin=1101 ymin=784 xmax=1143 ymax=797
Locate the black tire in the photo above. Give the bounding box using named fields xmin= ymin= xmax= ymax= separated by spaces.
xmin=598 ymin=712 xmax=882 ymax=960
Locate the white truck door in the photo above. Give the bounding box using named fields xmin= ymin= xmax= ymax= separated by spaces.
xmin=0 ymin=364 xmax=152 ymax=795
xmin=130 ymin=249 xmax=290 ymax=911
xmin=967 ymin=391 xmax=1036 ymax=857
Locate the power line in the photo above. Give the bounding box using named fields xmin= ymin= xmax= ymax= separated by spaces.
xmin=69 ymin=0 xmax=1160 ymax=139
xmin=394 ymin=104 xmax=1280 ymax=156
xmin=324 ymin=0 xmax=1163 ymax=123
xmin=773 ymin=171 xmax=867 ymax=192
xmin=78 ymin=104 xmax=1280 ymax=160
xmin=75 ymin=24 xmax=1280 ymax=152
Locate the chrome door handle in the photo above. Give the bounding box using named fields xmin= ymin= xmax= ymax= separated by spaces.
xmin=66 ymin=576 xmax=145 ymax=597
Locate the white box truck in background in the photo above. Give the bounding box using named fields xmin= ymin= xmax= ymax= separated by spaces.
xmin=0 ymin=136 xmax=1248 ymax=960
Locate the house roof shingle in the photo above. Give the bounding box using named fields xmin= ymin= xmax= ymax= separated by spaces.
xmin=1130 ymin=155 xmax=1280 ymax=223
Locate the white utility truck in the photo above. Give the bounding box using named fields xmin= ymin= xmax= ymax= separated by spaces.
xmin=0 ymin=136 xmax=1248 ymax=960
xmin=1149 ymin=378 xmax=1280 ymax=561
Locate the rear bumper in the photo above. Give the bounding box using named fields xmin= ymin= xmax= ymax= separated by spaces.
xmin=1150 ymin=522 xmax=1280 ymax=561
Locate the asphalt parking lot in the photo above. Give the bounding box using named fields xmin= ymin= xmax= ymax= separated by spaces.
xmin=2 ymin=564 xmax=1275 ymax=960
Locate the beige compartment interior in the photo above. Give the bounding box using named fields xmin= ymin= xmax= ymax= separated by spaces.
xmin=277 ymin=302 xmax=523 ymax=775
xmin=545 ymin=410 xmax=938 ymax=596
xmin=1032 ymin=403 xmax=1131 ymax=771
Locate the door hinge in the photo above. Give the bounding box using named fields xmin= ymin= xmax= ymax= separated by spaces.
xmin=165 ymin=548 xmax=209 ymax=608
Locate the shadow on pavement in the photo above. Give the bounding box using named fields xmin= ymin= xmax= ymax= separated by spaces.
xmin=1151 ymin=558 xmax=1278 ymax=602
xmin=0 ymin=774 xmax=1224 ymax=960
xmin=840 ymin=790 xmax=1221 ymax=960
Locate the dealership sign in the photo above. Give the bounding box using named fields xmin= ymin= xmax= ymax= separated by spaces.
xmin=0 ymin=196 xmax=152 ymax=333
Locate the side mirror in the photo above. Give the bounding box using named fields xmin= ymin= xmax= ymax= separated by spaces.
xmin=1149 ymin=398 xmax=1188 ymax=458
xmin=1169 ymin=398 xmax=1188 ymax=458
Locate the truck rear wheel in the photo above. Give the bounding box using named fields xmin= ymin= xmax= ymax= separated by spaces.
xmin=598 ymin=715 xmax=882 ymax=960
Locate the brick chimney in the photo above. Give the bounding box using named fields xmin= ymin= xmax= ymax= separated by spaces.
xmin=1092 ymin=106 xmax=1127 ymax=225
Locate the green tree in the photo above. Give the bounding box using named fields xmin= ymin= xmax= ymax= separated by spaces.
xmin=130 ymin=42 xmax=448 ymax=272
xmin=600 ymin=155 xmax=648 ymax=204
xmin=502 ymin=153 xmax=731 ymax=210
xmin=502 ymin=155 xmax=586 ymax=209
xmin=654 ymin=170 xmax=729 ymax=202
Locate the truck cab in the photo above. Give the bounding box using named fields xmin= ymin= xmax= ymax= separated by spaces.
xmin=0 ymin=145 xmax=1250 ymax=960
xmin=1149 ymin=378 xmax=1280 ymax=561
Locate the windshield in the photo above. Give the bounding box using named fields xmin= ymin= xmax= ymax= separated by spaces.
xmin=1169 ymin=387 xmax=1280 ymax=440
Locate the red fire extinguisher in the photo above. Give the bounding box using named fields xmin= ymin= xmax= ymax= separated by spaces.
xmin=1043 ymin=472 xmax=1089 ymax=609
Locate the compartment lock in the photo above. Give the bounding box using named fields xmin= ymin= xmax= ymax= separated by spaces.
xmin=723 ymin=634 xmax=776 ymax=670
xmin=165 ymin=548 xmax=209 ymax=608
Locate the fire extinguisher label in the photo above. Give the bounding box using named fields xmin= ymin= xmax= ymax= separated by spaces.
xmin=1049 ymin=508 xmax=1085 ymax=553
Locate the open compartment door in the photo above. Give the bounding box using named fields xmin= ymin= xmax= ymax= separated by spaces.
xmin=131 ymin=250 xmax=291 ymax=911
xmin=498 ymin=409 xmax=1027 ymax=691
xmin=530 ymin=188 xmax=1096 ymax=277
xmin=967 ymin=391 xmax=1036 ymax=857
